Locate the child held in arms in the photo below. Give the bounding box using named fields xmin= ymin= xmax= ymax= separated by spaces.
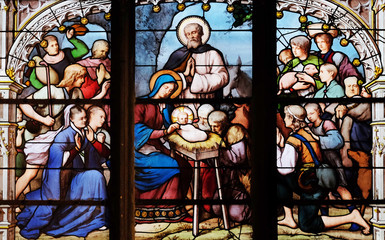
xmin=277 ymin=63 xmax=319 ymax=97
xmin=172 ymin=106 xmax=208 ymax=142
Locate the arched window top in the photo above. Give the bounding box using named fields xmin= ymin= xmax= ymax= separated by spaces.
xmin=277 ymin=0 xmax=382 ymax=82
xmin=7 ymin=0 xmax=111 ymax=84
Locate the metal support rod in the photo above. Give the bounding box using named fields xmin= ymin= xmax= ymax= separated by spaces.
xmin=193 ymin=160 xmax=200 ymax=236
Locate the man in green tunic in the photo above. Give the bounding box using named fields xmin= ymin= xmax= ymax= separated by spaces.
xmin=27 ymin=28 xmax=89 ymax=90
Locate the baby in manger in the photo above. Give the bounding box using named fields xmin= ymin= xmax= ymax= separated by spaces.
xmin=172 ymin=106 xmax=208 ymax=143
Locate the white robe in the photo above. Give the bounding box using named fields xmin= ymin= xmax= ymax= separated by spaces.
xmin=177 ymin=124 xmax=208 ymax=142
xmin=177 ymin=50 xmax=229 ymax=116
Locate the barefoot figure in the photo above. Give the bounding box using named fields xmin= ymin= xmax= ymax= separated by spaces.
xmin=276 ymin=105 xmax=370 ymax=234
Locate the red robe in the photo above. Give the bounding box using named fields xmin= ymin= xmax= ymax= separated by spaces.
xmin=77 ymin=57 xmax=112 ymax=125
xmin=134 ymin=103 xmax=192 ymax=223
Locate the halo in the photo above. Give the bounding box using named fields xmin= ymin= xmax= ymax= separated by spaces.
xmin=176 ymin=16 xmax=211 ymax=46
xmin=306 ymin=23 xmax=338 ymax=38
xmin=171 ymin=106 xmax=194 ymax=123
xmin=149 ymin=70 xmax=183 ymax=99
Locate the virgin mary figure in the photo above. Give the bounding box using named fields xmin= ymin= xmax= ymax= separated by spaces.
xmin=135 ymin=70 xmax=192 ymax=222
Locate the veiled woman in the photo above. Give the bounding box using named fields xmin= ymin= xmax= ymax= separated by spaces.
xmin=134 ymin=70 xmax=192 ymax=222
xmin=17 ymin=105 xmax=108 ymax=238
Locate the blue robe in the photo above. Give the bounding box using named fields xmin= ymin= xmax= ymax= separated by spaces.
xmin=17 ymin=126 xmax=107 ymax=238
xmin=134 ymin=123 xmax=179 ymax=191
xmin=135 ymin=75 xmax=181 ymax=192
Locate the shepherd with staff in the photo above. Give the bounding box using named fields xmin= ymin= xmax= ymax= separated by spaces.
xmin=25 ymin=25 xmax=89 ymax=90
xmin=16 ymin=62 xmax=110 ymax=200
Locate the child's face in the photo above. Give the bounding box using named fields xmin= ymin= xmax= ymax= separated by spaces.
xmin=90 ymin=110 xmax=106 ymax=128
xmin=319 ymin=66 xmax=332 ymax=82
xmin=177 ymin=112 xmax=188 ymax=125
xmin=306 ymin=107 xmax=320 ymax=123
xmin=315 ymin=37 xmax=331 ymax=53
xmin=210 ymin=122 xmax=224 ymax=135
xmin=71 ymin=110 xmax=87 ymax=129
xmin=280 ymin=53 xmax=293 ymax=65
xmin=73 ymin=75 xmax=86 ymax=88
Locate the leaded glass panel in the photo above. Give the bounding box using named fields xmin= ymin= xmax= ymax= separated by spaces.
xmin=0 ymin=1 xmax=112 ymax=239
xmin=134 ymin=1 xmax=253 ymax=239
xmin=276 ymin=0 xmax=385 ymax=239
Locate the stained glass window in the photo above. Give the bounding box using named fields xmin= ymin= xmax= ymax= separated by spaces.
xmin=276 ymin=0 xmax=385 ymax=239
xmin=1 ymin=1 xmax=112 ymax=239
xmin=4 ymin=0 xmax=385 ymax=239
xmin=134 ymin=1 xmax=253 ymax=239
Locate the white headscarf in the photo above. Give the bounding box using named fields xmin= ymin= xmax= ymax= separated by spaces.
xmin=63 ymin=104 xmax=75 ymax=129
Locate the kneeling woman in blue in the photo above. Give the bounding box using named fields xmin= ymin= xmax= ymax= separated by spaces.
xmin=17 ymin=105 xmax=109 ymax=238
xmin=135 ymin=70 xmax=192 ymax=222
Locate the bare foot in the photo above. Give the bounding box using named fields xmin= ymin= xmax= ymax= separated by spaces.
xmin=351 ymin=209 xmax=370 ymax=234
xmin=278 ymin=217 xmax=298 ymax=229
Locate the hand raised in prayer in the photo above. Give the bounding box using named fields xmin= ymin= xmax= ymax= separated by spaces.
xmin=102 ymin=64 xmax=111 ymax=80
xmin=183 ymin=58 xmax=192 ymax=77
xmin=85 ymin=127 xmax=94 ymax=142
xmin=75 ymin=133 xmax=82 ymax=150
xmin=183 ymin=58 xmax=195 ymax=83
xmin=101 ymin=80 xmax=111 ymax=94
xmin=190 ymin=57 xmax=195 ymax=77
xmin=96 ymin=64 xmax=107 ymax=85
xmin=276 ymin=127 xmax=284 ymax=147
xmin=97 ymin=132 xmax=106 ymax=143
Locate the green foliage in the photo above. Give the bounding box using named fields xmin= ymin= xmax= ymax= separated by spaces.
xmin=232 ymin=2 xmax=252 ymax=28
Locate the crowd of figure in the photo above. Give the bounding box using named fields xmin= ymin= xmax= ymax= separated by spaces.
xmin=134 ymin=16 xmax=252 ymax=225
xmin=13 ymin=15 xmax=253 ymax=237
xmin=14 ymin=14 xmax=374 ymax=237
xmin=277 ymin=25 xmax=370 ymax=99
xmin=15 ymin=25 xmax=111 ymax=238
xmin=276 ymin=23 xmax=373 ymax=235
xmin=135 ymin=76 xmax=252 ymax=223
xmin=277 ymin=101 xmax=372 ymax=234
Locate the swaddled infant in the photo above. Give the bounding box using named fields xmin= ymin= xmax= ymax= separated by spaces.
xmin=278 ymin=64 xmax=318 ymax=97
xmin=176 ymin=112 xmax=208 ymax=142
